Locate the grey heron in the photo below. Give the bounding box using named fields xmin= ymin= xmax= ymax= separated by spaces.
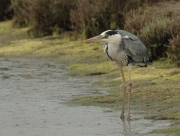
xmin=83 ymin=30 xmax=151 ymax=119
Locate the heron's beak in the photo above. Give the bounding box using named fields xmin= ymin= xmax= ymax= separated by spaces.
xmin=82 ymin=35 xmax=102 ymax=43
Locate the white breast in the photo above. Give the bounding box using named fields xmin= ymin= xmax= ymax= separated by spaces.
xmin=102 ymin=33 xmax=123 ymax=61
xmin=107 ymin=43 xmax=119 ymax=59
xmin=103 ymin=42 xmax=119 ymax=61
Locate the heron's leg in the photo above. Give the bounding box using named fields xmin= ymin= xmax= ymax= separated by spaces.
xmin=119 ymin=66 xmax=127 ymax=119
xmin=127 ymin=64 xmax=132 ymax=119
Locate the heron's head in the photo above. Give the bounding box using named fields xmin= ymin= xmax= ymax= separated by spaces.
xmin=82 ymin=30 xmax=121 ymax=45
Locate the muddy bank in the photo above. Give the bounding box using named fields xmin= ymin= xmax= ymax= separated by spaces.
xmin=0 ymin=57 xmax=170 ymax=136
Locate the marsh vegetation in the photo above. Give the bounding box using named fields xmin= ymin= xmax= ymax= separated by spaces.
xmin=0 ymin=0 xmax=180 ymax=135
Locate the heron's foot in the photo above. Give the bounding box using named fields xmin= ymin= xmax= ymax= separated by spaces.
xmin=120 ymin=114 xmax=125 ymax=120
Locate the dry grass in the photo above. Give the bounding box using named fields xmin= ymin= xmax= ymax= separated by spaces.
xmin=149 ymin=1 xmax=180 ymax=16
xmin=0 ymin=21 xmax=28 ymax=46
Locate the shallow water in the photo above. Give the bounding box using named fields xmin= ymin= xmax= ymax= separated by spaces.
xmin=0 ymin=57 xmax=169 ymax=136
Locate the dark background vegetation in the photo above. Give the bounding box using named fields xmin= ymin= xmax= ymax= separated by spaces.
xmin=0 ymin=0 xmax=180 ymax=65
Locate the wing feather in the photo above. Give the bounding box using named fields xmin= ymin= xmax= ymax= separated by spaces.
xmin=117 ymin=30 xmax=150 ymax=63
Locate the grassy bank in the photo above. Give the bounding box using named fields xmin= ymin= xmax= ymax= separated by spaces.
xmin=0 ymin=20 xmax=180 ymax=135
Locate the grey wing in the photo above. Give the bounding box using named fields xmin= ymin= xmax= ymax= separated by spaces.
xmin=112 ymin=30 xmax=150 ymax=66
xmin=116 ymin=30 xmax=139 ymax=40
xmin=122 ymin=36 xmax=149 ymax=63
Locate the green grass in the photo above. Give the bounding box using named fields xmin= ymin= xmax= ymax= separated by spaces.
xmin=68 ymin=61 xmax=117 ymax=76
xmin=151 ymin=121 xmax=180 ymax=136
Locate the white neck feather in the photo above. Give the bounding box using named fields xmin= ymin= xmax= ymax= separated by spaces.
xmin=102 ymin=34 xmax=121 ymax=45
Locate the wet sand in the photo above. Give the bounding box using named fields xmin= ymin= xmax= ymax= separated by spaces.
xmin=0 ymin=57 xmax=170 ymax=136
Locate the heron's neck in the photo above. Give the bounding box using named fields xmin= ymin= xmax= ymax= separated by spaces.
xmin=103 ymin=34 xmax=122 ymax=45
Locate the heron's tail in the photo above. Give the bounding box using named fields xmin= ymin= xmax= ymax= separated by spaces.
xmin=147 ymin=56 xmax=153 ymax=65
